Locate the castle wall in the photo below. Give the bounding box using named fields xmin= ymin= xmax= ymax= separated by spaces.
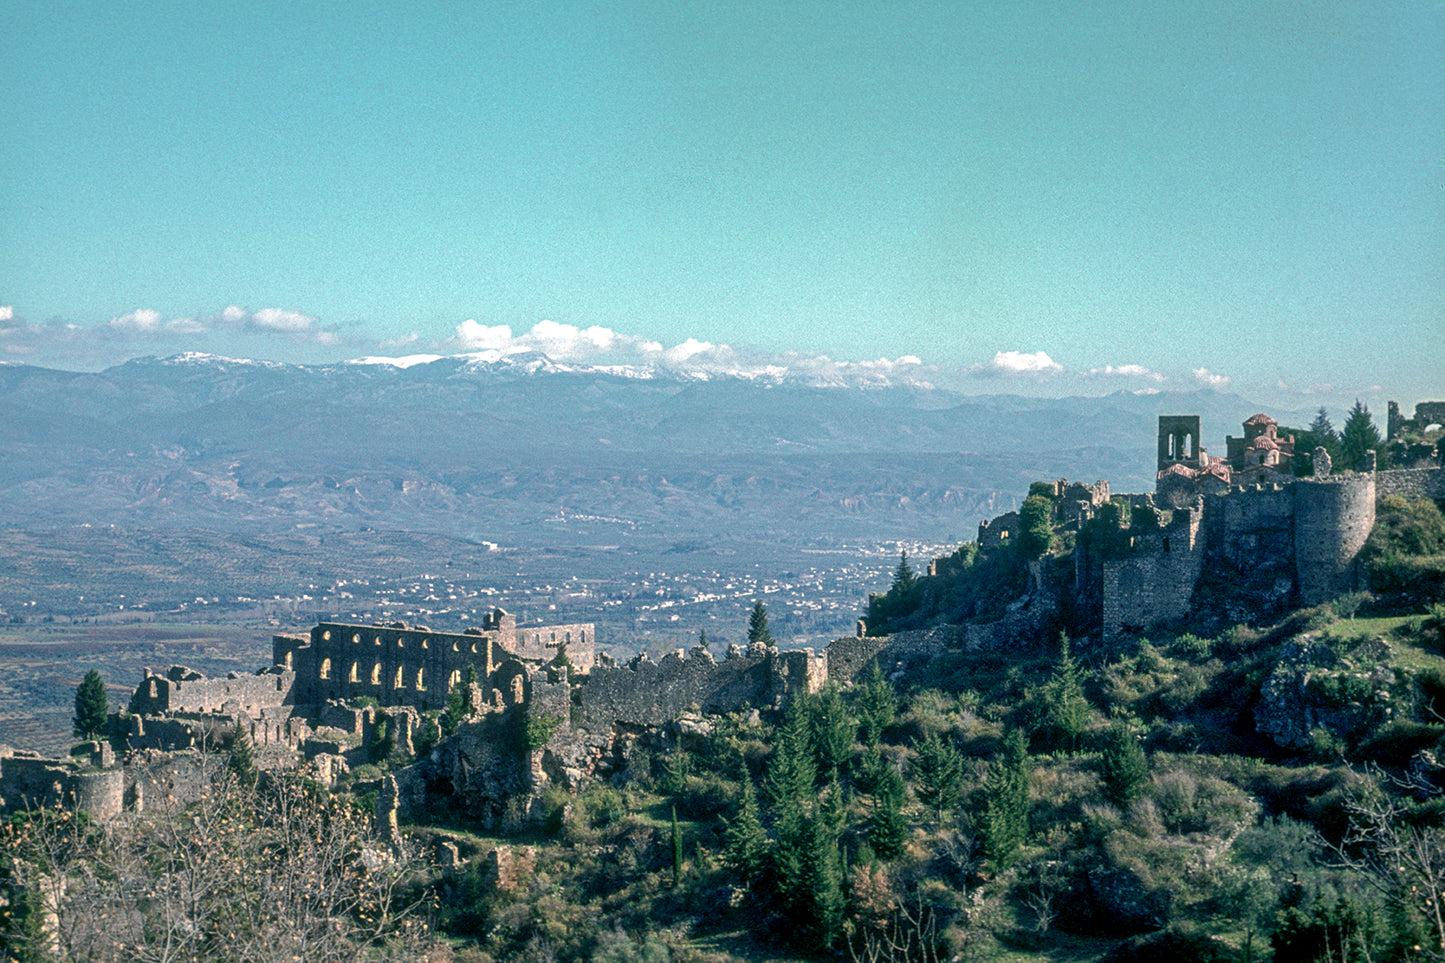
xmin=1375 ymin=466 xmax=1445 ymax=503
xmin=1294 ymin=473 xmax=1376 ymax=605
xmin=578 ymin=645 xmax=821 ymax=729
xmin=0 ymin=752 xmax=124 ymax=821
xmin=1102 ymin=509 xmax=1203 ymax=643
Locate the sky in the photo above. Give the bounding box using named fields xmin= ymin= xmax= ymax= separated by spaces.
xmin=2 ymin=1 xmax=1441 ymax=410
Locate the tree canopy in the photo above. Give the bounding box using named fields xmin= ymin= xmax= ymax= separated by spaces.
xmin=746 ymin=600 xmax=775 ymax=648
xmin=72 ymin=669 xmax=108 ymax=740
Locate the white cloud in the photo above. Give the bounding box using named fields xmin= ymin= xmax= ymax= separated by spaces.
xmin=109 ymin=308 xmax=163 ymax=333
xmin=664 ymin=337 xmax=716 ymax=364
xmin=977 ymin=350 xmax=1064 ymax=376
xmin=0 ymin=306 xmax=12 ymax=322
xmin=166 ymin=316 xmax=208 ymax=335
xmin=452 ymin=320 xmax=514 ymax=351
xmin=1192 ymin=367 xmax=1231 ymax=388
xmin=222 ymin=304 xmax=246 ymax=323
xmin=1085 ymin=363 xmax=1164 ymax=382
xmin=251 ymin=308 xmax=315 ymax=332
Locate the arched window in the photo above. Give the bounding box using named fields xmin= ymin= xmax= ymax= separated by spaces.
xmin=371 ymin=663 xmax=381 ymax=685
xmin=319 ymin=658 xmax=331 ymax=680
xmin=394 ymin=666 xmax=404 ymax=689
xmin=449 ymin=669 xmax=461 ymax=690
xmin=348 ymin=662 xmax=358 ymax=683
xmin=322 ymin=630 xmax=331 ymax=642
xmin=352 ymin=633 xmax=361 ymax=644
xmin=415 ymin=667 xmax=425 ymax=691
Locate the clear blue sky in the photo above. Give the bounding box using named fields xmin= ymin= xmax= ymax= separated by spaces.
xmin=2 ymin=1 xmax=1441 ymax=409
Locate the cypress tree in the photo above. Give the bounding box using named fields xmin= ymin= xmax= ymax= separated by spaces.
xmin=1043 ymin=632 xmax=1089 ymax=752
xmin=671 ymin=804 xmax=684 ymax=885
xmin=1341 ymin=399 xmax=1384 ymax=471
xmin=802 ymin=811 xmax=845 ymax=949
xmin=72 ymin=669 xmax=108 ymax=740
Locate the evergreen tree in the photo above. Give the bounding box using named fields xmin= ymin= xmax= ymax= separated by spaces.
xmin=766 ymin=695 xmax=817 ymax=812
xmin=1099 ymin=723 xmax=1148 ymax=806
xmin=1019 ymin=493 xmax=1055 ymax=557
xmin=1309 ymin=406 xmax=1338 ymax=444
xmin=722 ymin=765 xmax=768 ymax=886
xmin=981 ymin=728 xmax=1030 ymax=870
xmin=856 ymin=663 xmax=897 ymax=747
xmin=912 ymin=728 xmax=964 ymax=823
xmin=809 ymin=682 xmax=854 ymax=782
xmin=866 ymin=762 xmax=909 ymax=860
xmin=747 ymin=600 xmax=775 ymax=649
xmin=801 ymin=811 xmax=846 ymax=948
xmin=697 ymin=628 xmax=708 ymax=651
xmin=553 ymin=637 xmax=572 ymax=677
xmin=72 ymin=670 xmax=108 ymax=740
xmin=671 ymin=804 xmax=684 ymax=885
xmin=1340 ymin=399 xmax=1383 ymax=471
xmin=229 ymin=720 xmax=258 ymax=790
xmin=891 ymin=551 xmax=917 ymax=595
xmin=1042 ymin=632 xmax=1089 ymax=752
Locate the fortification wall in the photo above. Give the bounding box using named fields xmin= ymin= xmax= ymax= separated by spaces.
xmin=0 ymin=751 xmax=125 ymax=820
xmin=1294 ymin=473 xmax=1376 ymax=605
xmin=1375 ymin=466 xmax=1445 ymax=503
xmin=579 ymin=646 xmax=813 ymax=729
xmin=1209 ymin=484 xmax=1295 ymax=570
xmin=1102 ymin=510 xmax=1203 ymax=642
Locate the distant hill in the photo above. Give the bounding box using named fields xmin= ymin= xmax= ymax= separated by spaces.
xmin=0 ymin=353 xmax=1296 ymax=544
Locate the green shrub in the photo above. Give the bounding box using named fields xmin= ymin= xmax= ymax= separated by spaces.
xmin=1355 ymin=720 xmax=1444 ymax=766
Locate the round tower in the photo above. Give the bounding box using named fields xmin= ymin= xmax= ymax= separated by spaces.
xmin=1294 ymin=473 xmax=1375 ymax=605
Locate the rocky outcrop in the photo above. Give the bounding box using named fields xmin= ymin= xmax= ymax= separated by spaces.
xmin=1255 ymin=635 xmax=1405 ymax=750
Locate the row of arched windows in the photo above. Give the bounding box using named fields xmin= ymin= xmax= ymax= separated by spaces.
xmin=318 ymin=658 xmax=429 ymax=691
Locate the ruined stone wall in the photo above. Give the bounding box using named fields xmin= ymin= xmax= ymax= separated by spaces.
xmin=825 ymin=635 xmax=890 ymax=683
xmin=283 ymin=620 xmax=594 ymax=713
xmin=0 ymin=753 xmax=119 ymax=819
xmin=129 ymin=665 xmax=294 ymax=717
xmin=578 ymin=646 xmax=819 ymax=729
xmin=1375 ymin=466 xmax=1445 ymax=503
xmin=1294 ymin=473 xmax=1376 ymax=605
xmin=508 ymin=622 xmax=596 ymax=673
xmin=978 ymin=511 xmax=1019 ymax=549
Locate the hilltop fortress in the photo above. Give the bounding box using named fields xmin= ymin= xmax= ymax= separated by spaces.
xmin=2 ymin=400 xmax=1440 ymax=824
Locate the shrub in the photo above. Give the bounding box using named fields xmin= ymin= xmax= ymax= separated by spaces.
xmin=1355 ymin=720 xmax=1444 ymax=766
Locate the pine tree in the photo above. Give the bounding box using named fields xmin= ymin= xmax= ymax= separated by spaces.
xmin=912 ymin=729 xmax=964 ymax=823
xmin=72 ymin=669 xmax=108 ymax=740
xmin=766 ymin=695 xmax=817 ymax=812
xmin=229 ymin=720 xmax=258 ymax=790
xmin=1099 ymin=723 xmax=1148 ymax=806
xmin=892 ymin=551 xmax=917 ymax=595
xmin=1043 ymin=632 xmax=1089 ymax=752
xmin=856 ymin=663 xmax=897 ymax=747
xmin=697 ymin=628 xmax=708 ymax=651
xmin=1341 ymin=399 xmax=1383 ymax=471
xmin=981 ymin=728 xmax=1030 ymax=870
xmin=722 ymin=765 xmax=768 ymax=886
xmin=802 ymin=811 xmax=846 ymax=949
xmin=866 ymin=762 xmax=909 ymax=860
xmin=809 ymin=682 xmax=854 ymax=782
xmin=747 ymin=600 xmax=775 ymax=649
xmin=442 ymin=665 xmax=479 ymax=737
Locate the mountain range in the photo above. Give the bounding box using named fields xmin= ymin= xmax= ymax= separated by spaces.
xmin=0 ymin=352 xmax=1299 ymax=546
